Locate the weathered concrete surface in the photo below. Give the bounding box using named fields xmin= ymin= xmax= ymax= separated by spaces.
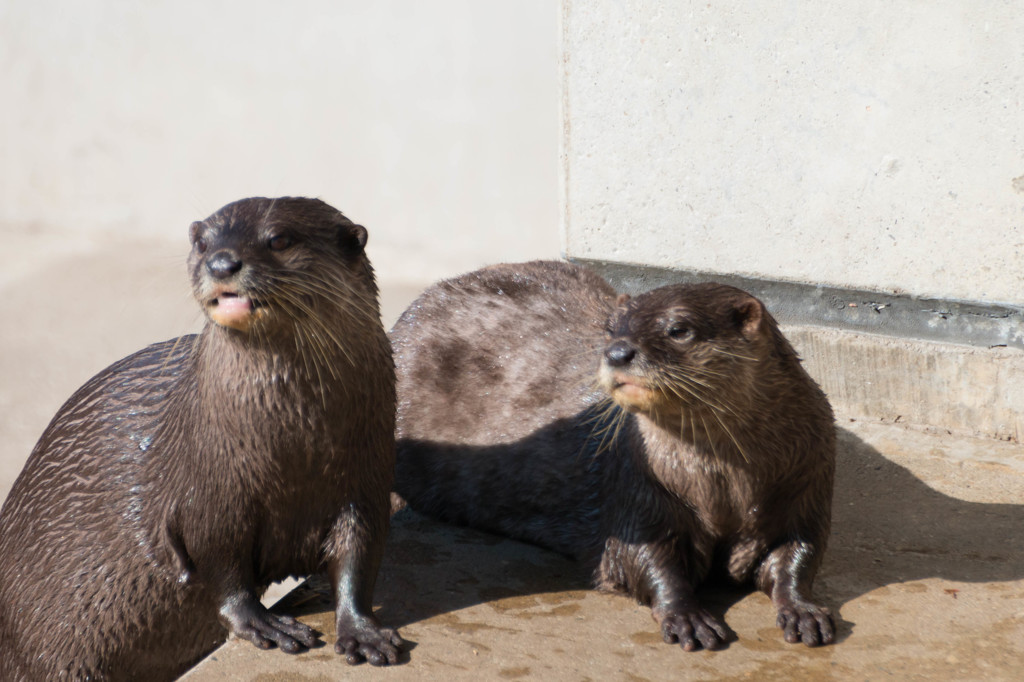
xmin=789 ymin=326 xmax=1024 ymax=442
xmin=185 ymin=421 xmax=1024 ymax=681
xmin=561 ymin=0 xmax=1024 ymax=304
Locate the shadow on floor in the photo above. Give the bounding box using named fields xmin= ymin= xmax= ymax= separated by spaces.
xmin=823 ymin=427 xmax=1024 ymax=591
xmin=275 ymin=425 xmax=1023 ymax=649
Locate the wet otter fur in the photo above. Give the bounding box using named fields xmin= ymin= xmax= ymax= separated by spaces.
xmin=392 ymin=260 xmax=835 ymax=650
xmin=0 ymin=197 xmax=401 ymax=680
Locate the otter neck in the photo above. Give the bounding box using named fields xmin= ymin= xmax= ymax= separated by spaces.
xmin=634 ymin=397 xmax=767 ymax=472
xmin=639 ymin=395 xmax=754 ymax=438
xmin=193 ymin=320 xmax=360 ymax=409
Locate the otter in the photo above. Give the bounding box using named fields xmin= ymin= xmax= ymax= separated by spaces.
xmin=0 ymin=197 xmax=402 ymax=680
xmin=391 ymin=260 xmax=835 ymax=650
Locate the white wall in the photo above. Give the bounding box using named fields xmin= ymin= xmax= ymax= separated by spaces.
xmin=561 ymin=0 xmax=1024 ymax=305
xmin=0 ymin=1 xmax=561 ymax=498
xmin=0 ymin=0 xmax=560 ymax=283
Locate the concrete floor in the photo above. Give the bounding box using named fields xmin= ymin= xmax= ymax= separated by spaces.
xmin=182 ymin=421 xmax=1024 ymax=681
xmin=2 ymin=235 xmax=1023 ymax=680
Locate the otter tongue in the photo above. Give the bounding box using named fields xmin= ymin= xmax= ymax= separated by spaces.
xmin=213 ymin=295 xmax=253 ymax=327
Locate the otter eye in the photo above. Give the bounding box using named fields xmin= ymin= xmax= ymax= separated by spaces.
xmin=667 ymin=324 xmax=693 ymax=341
xmin=195 ymin=238 xmax=208 ymax=254
xmin=268 ymin=234 xmax=294 ymax=251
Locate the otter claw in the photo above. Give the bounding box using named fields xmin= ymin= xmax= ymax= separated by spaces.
xmin=776 ymin=603 xmax=834 ymax=647
xmin=335 ymin=618 xmax=404 ymax=666
xmin=238 ymin=611 xmax=316 ymax=653
xmin=221 ymin=597 xmax=318 ymax=653
xmin=660 ymin=608 xmax=728 ymax=651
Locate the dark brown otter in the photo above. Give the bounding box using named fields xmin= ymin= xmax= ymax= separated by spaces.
xmin=392 ymin=260 xmax=835 ymax=651
xmin=0 ymin=197 xmax=402 ymax=681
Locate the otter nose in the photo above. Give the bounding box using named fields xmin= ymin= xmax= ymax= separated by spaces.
xmin=604 ymin=341 xmax=636 ymax=367
xmin=206 ymin=250 xmax=243 ymax=280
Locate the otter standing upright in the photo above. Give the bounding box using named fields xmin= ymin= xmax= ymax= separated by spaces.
xmin=0 ymin=197 xmax=402 ymax=680
xmin=392 ymin=260 xmax=835 ymax=651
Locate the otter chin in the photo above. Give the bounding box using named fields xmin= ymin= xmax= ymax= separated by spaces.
xmin=599 ymin=368 xmax=655 ymax=411
xmin=392 ymin=260 xmax=836 ymax=653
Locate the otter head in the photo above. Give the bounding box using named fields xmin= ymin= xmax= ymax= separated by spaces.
xmin=598 ymin=283 xmax=771 ymax=422
xmin=188 ymin=197 xmax=373 ymax=336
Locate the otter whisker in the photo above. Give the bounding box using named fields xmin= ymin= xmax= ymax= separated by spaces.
xmin=298 ymin=316 xmax=343 ymax=372
xmin=294 ymin=276 xmax=380 ymax=346
xmin=270 ymin=270 xmax=373 ymax=315
xmin=293 ymin=324 xmax=332 ymax=409
xmin=272 ymin=287 xmax=356 ymax=369
xmin=302 ymin=271 xmax=382 ymax=317
xmin=606 ymin=403 xmax=629 ymax=456
xmin=581 ymin=398 xmax=626 ymax=462
xmin=677 ymin=364 xmax=731 ymax=380
xmin=698 ymin=411 xmax=720 ymax=460
xmin=659 ymin=368 xmax=743 ymax=417
xmin=309 ymin=317 xmax=357 ymax=369
xmin=261 ymin=196 xmax=279 ymax=224
xmin=681 ymin=384 xmax=739 ymax=417
xmin=711 ymin=348 xmax=758 ymax=361
xmin=707 ymin=407 xmax=751 ymax=465
xmin=584 ymin=373 xmax=611 ymax=396
xmin=160 ymin=333 xmax=199 ymax=377
xmin=658 ymin=373 xmax=738 ymax=418
xmin=559 ymin=342 xmax=609 ymax=364
xmin=587 ymin=415 xmax=619 ymax=462
xmin=663 ymin=370 xmax=717 ymax=396
xmin=579 ymin=394 xmax=618 ymax=427
xmin=275 ymin=271 xmax=372 ymax=310
xmin=659 ymin=365 xmax=719 ymax=392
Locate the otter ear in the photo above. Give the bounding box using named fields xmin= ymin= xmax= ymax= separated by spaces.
xmin=340 ymin=223 xmax=367 ymax=252
xmin=733 ymin=296 xmax=765 ymax=341
xmin=351 ymin=224 xmax=368 ymax=248
xmin=615 ymin=293 xmax=631 ymax=307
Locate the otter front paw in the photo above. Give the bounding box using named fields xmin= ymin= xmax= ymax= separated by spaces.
xmin=659 ymin=608 xmax=729 ymax=651
xmin=776 ymin=601 xmax=834 ymax=647
xmin=220 ymin=596 xmax=318 ymax=653
xmin=335 ymin=615 xmax=404 ymax=666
